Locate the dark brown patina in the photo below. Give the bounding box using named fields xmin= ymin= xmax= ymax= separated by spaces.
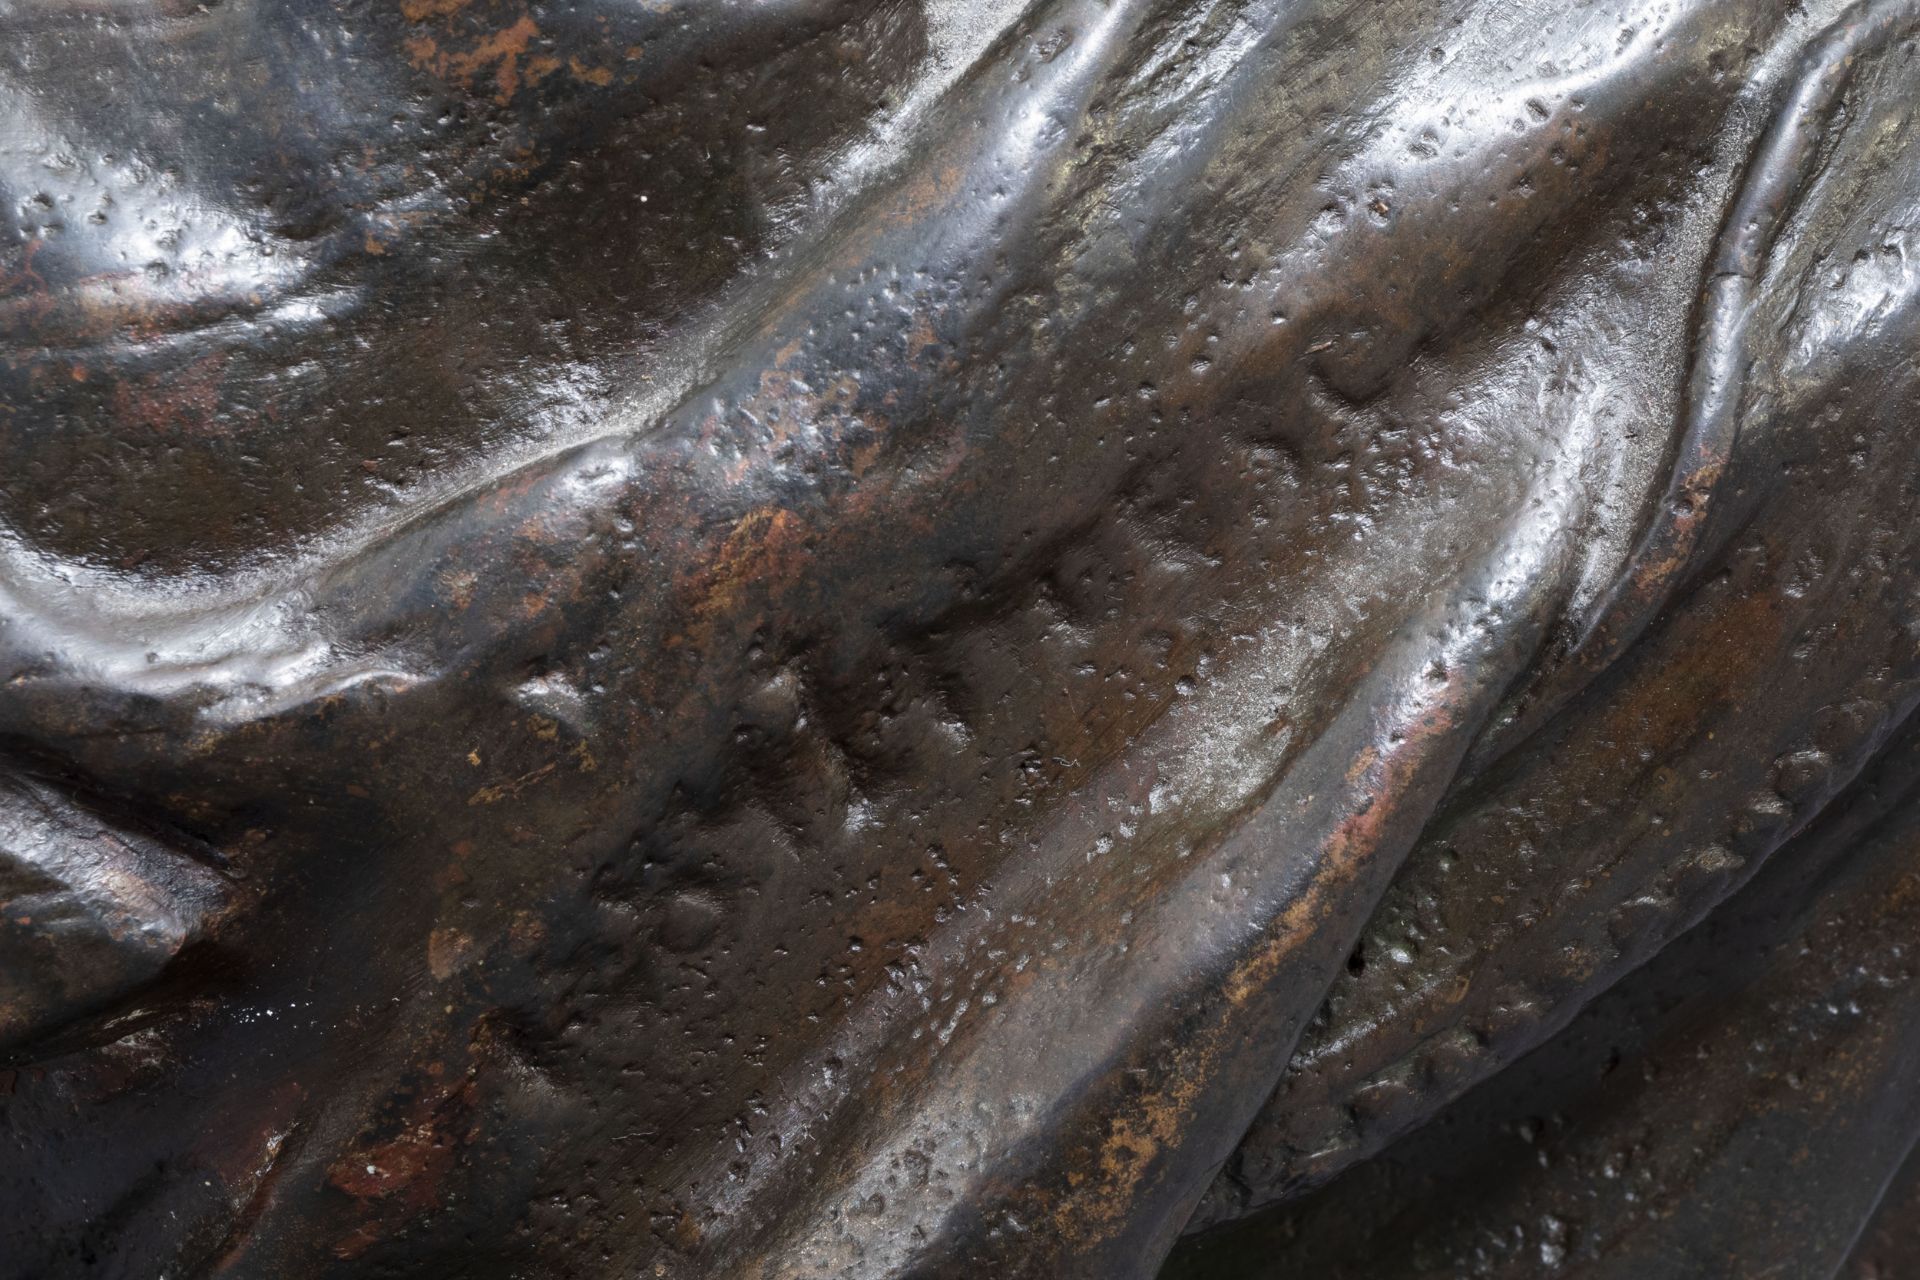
xmin=3 ymin=0 xmax=1920 ymax=1276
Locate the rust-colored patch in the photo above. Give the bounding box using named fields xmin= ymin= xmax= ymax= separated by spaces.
xmin=326 ymin=1058 xmax=482 ymax=1258
xmin=428 ymin=927 xmax=475 ymax=980
xmin=440 ymin=567 xmax=478 ymax=610
xmin=404 ymin=13 xmax=541 ymax=105
xmin=568 ymin=55 xmax=614 ymax=87
xmin=109 ymin=350 xmax=230 ymax=438
xmin=691 ymin=505 xmax=810 ymax=626
xmin=398 ymin=0 xmax=472 ymax=22
xmin=466 ymin=761 xmax=556 ymax=805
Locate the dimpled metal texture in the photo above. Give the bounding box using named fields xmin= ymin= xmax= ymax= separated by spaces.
xmin=3 ymin=0 xmax=1920 ymax=1276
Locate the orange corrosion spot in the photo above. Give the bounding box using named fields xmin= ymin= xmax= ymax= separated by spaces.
xmin=399 ymin=0 xmax=471 ymax=22
xmin=569 ymin=56 xmax=614 ymax=86
xmin=404 ymin=13 xmax=541 ymax=105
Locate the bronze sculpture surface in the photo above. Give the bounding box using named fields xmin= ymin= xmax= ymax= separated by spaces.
xmin=3 ymin=0 xmax=1920 ymax=1275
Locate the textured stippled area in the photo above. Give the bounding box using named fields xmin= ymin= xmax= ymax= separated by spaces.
xmin=2 ymin=0 xmax=1918 ymax=1276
